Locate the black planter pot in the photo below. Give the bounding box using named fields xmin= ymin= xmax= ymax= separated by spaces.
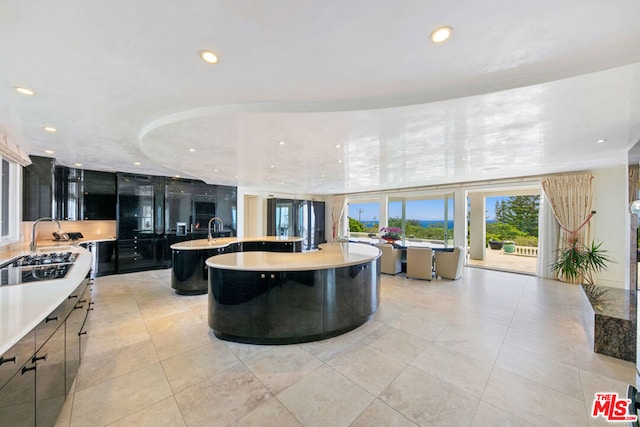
xmin=489 ymin=240 xmax=503 ymax=250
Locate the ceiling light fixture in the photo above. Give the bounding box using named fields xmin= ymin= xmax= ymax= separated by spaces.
xmin=74 ymin=163 xmax=82 ymax=167
xmin=596 ymin=139 xmax=606 ymax=144
xmin=189 ymin=148 xmax=196 ymax=152
xmin=336 ymin=144 xmax=341 ymax=148
xmin=200 ymin=50 xmax=219 ymax=64
xmin=270 ymin=164 xmax=275 ymax=168
xmin=44 ymin=126 xmax=57 ymax=132
xmin=44 ymin=150 xmax=54 ymax=154
xmin=430 ymin=26 xmax=453 ymax=43
xmin=133 ymin=161 xmax=141 ymax=166
xmin=279 ymin=141 xmax=285 ymax=145
xmin=15 ymin=86 xmax=35 ymax=96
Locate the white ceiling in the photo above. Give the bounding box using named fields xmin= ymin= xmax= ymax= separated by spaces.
xmin=1 ymin=0 xmax=639 ymax=194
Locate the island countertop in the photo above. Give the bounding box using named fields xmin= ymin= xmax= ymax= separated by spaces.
xmin=0 ymin=245 xmax=92 ymax=355
xmin=171 ymin=236 xmax=303 ymax=250
xmin=205 ymin=242 xmax=381 ymax=271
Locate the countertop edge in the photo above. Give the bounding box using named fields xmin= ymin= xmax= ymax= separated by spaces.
xmin=205 ymin=242 xmax=381 ymax=271
xmin=0 ymin=246 xmax=92 ymax=355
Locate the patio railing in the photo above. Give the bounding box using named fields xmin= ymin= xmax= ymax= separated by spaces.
xmin=509 ymin=246 xmax=538 ymax=257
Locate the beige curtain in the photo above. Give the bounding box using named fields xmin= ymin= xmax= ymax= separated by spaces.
xmin=541 ymin=173 xmax=594 ymax=282
xmin=330 ymin=195 xmax=346 ymax=241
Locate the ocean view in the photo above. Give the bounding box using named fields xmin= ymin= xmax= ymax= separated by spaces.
xmin=359 ymin=219 xmax=498 ymax=228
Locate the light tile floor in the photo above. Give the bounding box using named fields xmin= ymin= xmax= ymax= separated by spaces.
xmin=54 ymin=268 xmax=635 ymax=426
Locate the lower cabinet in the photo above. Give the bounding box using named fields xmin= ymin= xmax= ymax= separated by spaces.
xmin=118 ymin=237 xmax=169 ymax=273
xmin=0 ymin=278 xmax=93 ymax=427
xmin=0 ymin=332 xmax=36 ymax=427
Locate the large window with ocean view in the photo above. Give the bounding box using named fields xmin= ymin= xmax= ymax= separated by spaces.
xmin=388 ymin=193 xmax=455 ymax=246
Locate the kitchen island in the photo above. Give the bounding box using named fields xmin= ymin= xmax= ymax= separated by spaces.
xmin=170 ymin=236 xmax=303 ymax=295
xmin=205 ymin=242 xmax=381 ymax=344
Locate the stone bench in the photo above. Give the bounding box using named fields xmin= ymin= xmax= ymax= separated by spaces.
xmin=581 ymin=284 xmax=636 ymax=362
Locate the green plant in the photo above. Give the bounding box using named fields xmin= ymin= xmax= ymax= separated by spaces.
xmin=551 ymin=240 xmax=612 ymax=285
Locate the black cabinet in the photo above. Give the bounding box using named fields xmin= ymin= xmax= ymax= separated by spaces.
xmin=96 ymin=241 xmax=116 ymax=276
xmin=23 ymin=156 xmax=55 ymax=221
xmin=82 ymin=170 xmax=116 ymax=220
xmin=117 ymin=173 xmax=169 ymax=273
xmin=34 ymin=325 xmax=65 ymax=427
xmin=0 ymin=278 xmax=92 ymax=427
xmin=54 ymin=167 xmax=117 ymax=221
xmin=0 ymin=348 xmax=36 ymax=427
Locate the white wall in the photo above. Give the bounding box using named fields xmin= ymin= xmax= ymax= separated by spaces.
xmin=591 ymin=166 xmax=628 ymax=289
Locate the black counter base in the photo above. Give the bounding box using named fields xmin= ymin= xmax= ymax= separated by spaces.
xmin=212 ymin=316 xmax=372 ymax=345
xmin=208 ymin=260 xmax=380 ymax=345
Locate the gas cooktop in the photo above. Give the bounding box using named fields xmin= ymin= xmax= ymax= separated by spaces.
xmin=0 ymin=252 xmax=78 ymax=286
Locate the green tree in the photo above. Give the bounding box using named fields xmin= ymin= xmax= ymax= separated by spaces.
xmin=494 ymin=196 xmax=540 ymax=236
xmin=348 ymin=216 xmax=365 ymax=232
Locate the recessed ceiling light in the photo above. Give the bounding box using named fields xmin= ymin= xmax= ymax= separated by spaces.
xmin=189 ymin=148 xmax=196 ymax=152
xmin=44 ymin=126 xmax=57 ymax=132
xmin=214 ymin=168 xmax=219 ymax=172
xmin=44 ymin=150 xmax=54 ymax=154
xmin=596 ymin=139 xmax=606 ymax=144
xmin=270 ymin=164 xmax=275 ymax=168
xmin=430 ymin=26 xmax=453 ymax=43
xmin=200 ymin=50 xmax=219 ymax=64
xmin=461 ymin=156 xmax=467 ymax=160
xmin=133 ymin=161 xmax=141 ymax=166
xmin=74 ymin=163 xmax=82 ymax=167
xmin=338 ymin=159 xmax=342 ymax=163
xmin=279 ymin=141 xmax=285 ymax=145
xmin=175 ymin=175 xmax=180 ymax=178
xmin=16 ymin=86 xmax=35 ymax=96
xmin=336 ymin=144 xmax=341 ymax=148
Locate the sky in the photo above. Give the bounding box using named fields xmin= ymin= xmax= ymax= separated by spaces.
xmin=348 ymin=196 xmax=508 ymax=222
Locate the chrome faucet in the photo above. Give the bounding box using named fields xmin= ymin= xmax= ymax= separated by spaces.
xmin=208 ymin=217 xmax=223 ymax=242
xmin=31 ymin=217 xmax=61 ymax=252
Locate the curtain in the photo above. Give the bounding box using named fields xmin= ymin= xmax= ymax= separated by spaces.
xmin=536 ymin=191 xmax=560 ymax=279
xmin=541 ymin=173 xmax=594 ymax=282
xmin=330 ymin=195 xmax=346 ymax=241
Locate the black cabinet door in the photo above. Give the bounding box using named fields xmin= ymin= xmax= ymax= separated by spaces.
xmin=96 ymin=241 xmax=117 ymax=276
xmin=0 ymin=357 xmax=36 ymax=427
xmin=23 ymin=156 xmax=55 ymax=221
xmin=83 ymin=170 xmax=116 ymax=220
xmin=54 ymin=166 xmax=82 ymax=220
xmin=35 ymin=325 xmax=65 ymax=427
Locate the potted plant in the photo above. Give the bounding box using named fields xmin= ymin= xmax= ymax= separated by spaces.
xmin=502 ymin=240 xmax=516 ymax=253
xmin=380 ymin=227 xmax=402 ymax=243
xmin=551 ymin=240 xmax=612 ymax=285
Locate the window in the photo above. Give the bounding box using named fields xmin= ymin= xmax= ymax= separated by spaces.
xmin=388 ymin=193 xmax=455 ymax=246
xmin=0 ymin=156 xmax=20 ymax=243
xmin=348 ymin=200 xmax=379 ymax=235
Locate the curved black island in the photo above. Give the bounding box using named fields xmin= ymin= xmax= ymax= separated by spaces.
xmin=170 ymin=236 xmax=303 ymax=295
xmin=206 ymin=242 xmax=381 ymax=344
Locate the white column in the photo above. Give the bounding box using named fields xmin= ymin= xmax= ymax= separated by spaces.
xmin=453 ymin=188 xmax=466 ymax=248
xmin=469 ymin=192 xmax=486 ymax=260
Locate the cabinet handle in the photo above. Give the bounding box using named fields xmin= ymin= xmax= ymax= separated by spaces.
xmin=0 ymin=356 xmax=16 ymax=365
xmin=79 ymin=330 xmax=88 ymax=336
xmin=45 ymin=315 xmax=58 ymax=323
xmin=68 ymin=295 xmax=78 ymax=300
xmin=78 ymin=299 xmax=87 ymax=304
xmin=33 ymin=354 xmax=47 ymax=362
xmin=74 ymin=304 xmax=85 ymax=310
xmin=21 ymin=365 xmax=36 ymax=374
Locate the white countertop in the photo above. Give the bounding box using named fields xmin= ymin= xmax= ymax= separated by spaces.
xmin=171 ymin=236 xmax=303 ymax=250
xmin=0 ymin=245 xmax=92 ymax=355
xmin=205 ymin=242 xmax=381 ymax=271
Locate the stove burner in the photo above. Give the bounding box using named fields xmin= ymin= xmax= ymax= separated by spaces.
xmin=0 ymin=252 xmax=77 ymax=286
xmin=12 ymin=252 xmax=77 ymax=267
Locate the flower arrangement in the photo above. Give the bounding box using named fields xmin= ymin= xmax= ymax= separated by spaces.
xmin=380 ymin=227 xmax=402 ymax=240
